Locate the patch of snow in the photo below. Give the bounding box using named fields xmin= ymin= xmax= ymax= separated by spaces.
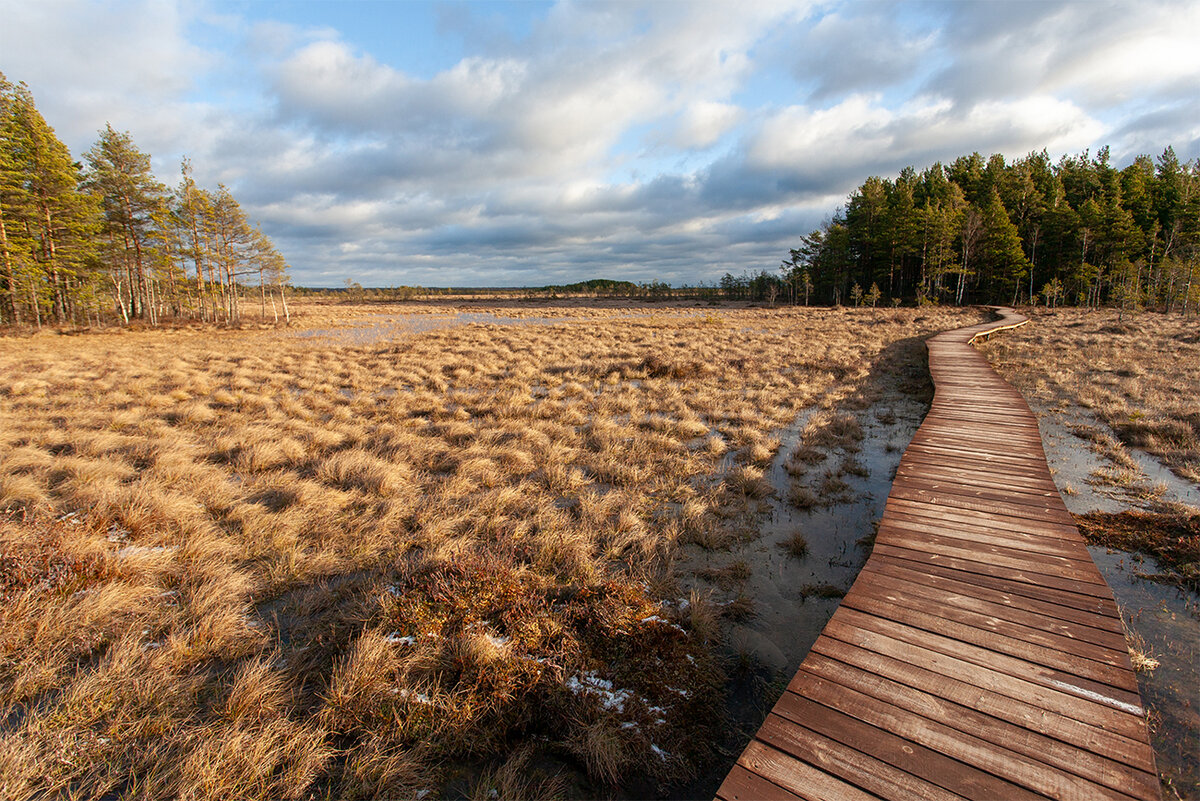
xmin=650 ymin=743 xmax=669 ymax=760
xmin=484 ymin=633 xmax=511 ymax=648
xmin=565 ymin=672 xmax=633 ymax=713
xmin=385 ymin=633 xmax=417 ymax=646
xmin=640 ymin=614 xmax=688 ymax=634
xmin=398 ymin=688 xmax=433 ymax=705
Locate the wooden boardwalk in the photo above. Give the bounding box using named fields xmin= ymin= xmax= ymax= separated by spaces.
xmin=717 ymin=308 xmax=1160 ymax=801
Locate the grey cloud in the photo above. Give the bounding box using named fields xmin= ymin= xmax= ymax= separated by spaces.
xmin=790 ymin=4 xmax=935 ymax=101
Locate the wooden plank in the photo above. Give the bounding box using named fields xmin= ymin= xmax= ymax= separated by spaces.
xmin=872 ymin=541 xmax=1118 ymax=604
xmin=846 ymin=570 xmax=1130 ymax=670
xmin=755 ymin=711 xmax=969 ymax=801
xmin=886 ymin=485 xmax=1076 ymax=526
xmin=832 ymin=605 xmax=1144 ymax=709
xmin=716 ymin=764 xmax=805 ymax=801
xmin=880 ymin=512 xmax=1085 ymax=556
xmin=875 ymin=527 xmax=1107 ymax=585
xmin=861 ymin=561 xmax=1129 ymax=650
xmin=819 ymin=615 xmax=1150 ymax=742
xmin=884 ymin=496 xmax=1080 ymax=537
xmin=772 ymin=682 xmax=1059 ymax=801
xmin=893 ymin=462 xmax=1060 ymax=493
xmin=867 ymin=544 xmax=1124 ymax=621
xmin=891 ymin=474 xmax=1063 ymax=505
xmin=810 ymin=636 xmax=1155 ymax=772
xmin=785 ymin=671 xmax=1150 ymax=801
xmin=735 ymin=740 xmax=879 ymax=801
xmin=902 ymin=441 xmax=1052 ymax=470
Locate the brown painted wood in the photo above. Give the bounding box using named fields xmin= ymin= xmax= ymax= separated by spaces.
xmin=809 ymin=636 xmax=1155 ymax=772
xmin=716 ymin=764 xmax=806 ymax=801
xmin=719 ymin=307 xmax=1159 ymax=801
xmin=869 ymin=541 xmax=1123 ymax=617
xmin=859 ymin=561 xmax=1129 ymax=650
xmin=883 ymin=496 xmax=1081 ymax=537
xmin=870 ymin=541 xmax=1118 ymax=601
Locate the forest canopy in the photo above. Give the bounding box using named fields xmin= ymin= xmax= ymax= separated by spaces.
xmin=770 ymin=147 xmax=1200 ymax=311
xmin=0 ymin=72 xmax=290 ymax=328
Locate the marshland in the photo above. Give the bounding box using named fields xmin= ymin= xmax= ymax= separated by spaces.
xmin=3 ymin=2 xmax=1200 ymax=794
xmin=2 ymin=300 xmax=1198 ymax=798
xmin=0 ymin=299 xmax=980 ymax=798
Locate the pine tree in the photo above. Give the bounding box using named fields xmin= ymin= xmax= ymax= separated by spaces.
xmin=209 ymin=185 xmax=252 ymax=323
xmin=174 ymin=158 xmax=215 ymax=321
xmin=978 ymin=188 xmax=1030 ymax=304
xmin=0 ymin=72 xmax=32 ymax=324
xmin=2 ymin=79 xmax=99 ymax=325
xmin=84 ymin=124 xmax=168 ymax=322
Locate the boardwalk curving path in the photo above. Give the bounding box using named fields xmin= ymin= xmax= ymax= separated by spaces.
xmin=717 ymin=307 xmax=1160 ymax=801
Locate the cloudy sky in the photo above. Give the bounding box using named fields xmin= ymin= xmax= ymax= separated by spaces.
xmin=3 ymin=0 xmax=1198 ymax=287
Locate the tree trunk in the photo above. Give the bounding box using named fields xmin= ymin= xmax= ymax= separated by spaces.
xmin=0 ymin=209 xmax=17 ymax=325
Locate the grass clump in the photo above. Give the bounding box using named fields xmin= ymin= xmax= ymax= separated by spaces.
xmin=779 ymin=530 xmax=809 ymax=559
xmin=1076 ymin=510 xmax=1199 ymax=592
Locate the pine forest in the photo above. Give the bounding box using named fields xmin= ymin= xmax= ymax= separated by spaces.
xmin=0 ymin=73 xmax=290 ymax=329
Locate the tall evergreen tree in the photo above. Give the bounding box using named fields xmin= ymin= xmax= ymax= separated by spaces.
xmin=84 ymin=124 xmax=169 ymax=322
xmin=2 ymin=79 xmax=98 ymax=325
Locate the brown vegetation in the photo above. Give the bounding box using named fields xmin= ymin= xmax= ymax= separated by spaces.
xmin=0 ymin=300 xmax=976 ymax=798
xmin=980 ymin=308 xmax=1200 ymax=485
xmin=1076 ymin=510 xmax=1200 ymax=592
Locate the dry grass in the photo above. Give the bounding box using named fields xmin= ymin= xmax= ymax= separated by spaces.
xmin=0 ymin=299 xmax=977 ymax=798
xmin=980 ymin=309 xmax=1200 ymax=485
xmin=1075 ymin=510 xmax=1200 ymax=592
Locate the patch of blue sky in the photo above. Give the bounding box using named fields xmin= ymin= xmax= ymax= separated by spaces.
xmin=224 ymin=0 xmax=549 ymax=77
xmin=603 ymin=121 xmax=678 ymax=183
xmin=731 ymin=63 xmax=804 ymax=112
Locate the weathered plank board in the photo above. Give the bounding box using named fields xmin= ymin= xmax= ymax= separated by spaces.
xmin=717 ymin=307 xmax=1160 ymax=801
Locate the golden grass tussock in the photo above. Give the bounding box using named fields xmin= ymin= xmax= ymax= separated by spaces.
xmin=0 ymin=299 xmax=980 ymax=797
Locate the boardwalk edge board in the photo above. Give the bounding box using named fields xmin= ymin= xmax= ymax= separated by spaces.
xmin=717 ymin=307 xmax=1160 ymax=801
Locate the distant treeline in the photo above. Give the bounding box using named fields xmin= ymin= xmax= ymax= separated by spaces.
xmin=767 ymin=147 xmax=1199 ymax=311
xmin=296 ymin=278 xmax=686 ymax=302
xmin=0 ymin=73 xmax=290 ymax=329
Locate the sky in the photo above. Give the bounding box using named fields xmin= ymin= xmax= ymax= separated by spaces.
xmin=2 ymin=0 xmax=1199 ymax=288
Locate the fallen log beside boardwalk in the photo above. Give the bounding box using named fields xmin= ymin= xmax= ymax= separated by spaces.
xmin=717 ymin=307 xmax=1160 ymax=801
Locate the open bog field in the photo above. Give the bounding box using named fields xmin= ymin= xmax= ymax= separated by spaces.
xmin=0 ymin=301 xmax=978 ymax=799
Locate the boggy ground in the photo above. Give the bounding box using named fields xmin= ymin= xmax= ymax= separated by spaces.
xmin=981 ymin=308 xmax=1200 ymax=798
xmin=0 ymin=301 xmax=979 ymax=800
